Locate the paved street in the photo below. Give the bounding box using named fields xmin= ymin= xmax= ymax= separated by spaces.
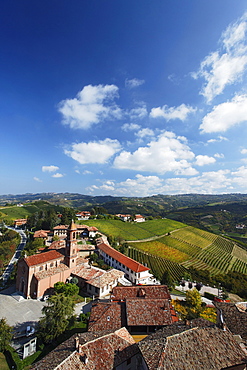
xmin=1 ymin=227 xmax=27 ymax=284
xmin=0 ymin=286 xmax=45 ymax=331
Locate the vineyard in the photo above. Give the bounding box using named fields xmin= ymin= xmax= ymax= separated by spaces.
xmin=126 ymin=224 xmax=247 ymax=280
xmin=84 ymin=218 xmax=247 ymax=280
xmin=128 ymin=247 xmax=187 ymax=281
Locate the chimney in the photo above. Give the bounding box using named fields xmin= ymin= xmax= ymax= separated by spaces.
xmin=74 ymin=336 xmax=80 ymax=351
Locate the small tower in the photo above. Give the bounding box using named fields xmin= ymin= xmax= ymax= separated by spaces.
xmin=65 ymin=220 xmax=78 ymax=268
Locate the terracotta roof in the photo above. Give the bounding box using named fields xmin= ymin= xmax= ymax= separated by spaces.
xmin=72 ymin=266 xmax=124 ymax=289
xmin=24 ymin=250 xmax=64 ymax=267
xmin=88 ymin=294 xmax=176 ymax=332
xmin=111 ymin=285 xmax=171 ymax=300
xmin=33 ymin=230 xmax=49 ymax=238
xmin=53 ymin=225 xmax=68 ymax=230
xmin=97 ymin=242 xmax=150 ymax=273
xmin=126 ymin=298 xmax=173 ymax=326
xmin=34 ymin=263 xmax=69 ymax=280
xmin=139 ymin=326 xmax=246 ymax=370
xmin=31 ymin=328 xmax=140 ymax=370
xmin=214 ymin=301 xmax=247 ymax=341
xmin=88 ymin=302 xmax=124 ymax=331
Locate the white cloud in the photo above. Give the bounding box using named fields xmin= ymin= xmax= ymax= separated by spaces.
xmin=200 ymin=94 xmax=247 ymax=133
xmin=82 ymin=170 xmax=93 ymax=175
xmin=150 ymin=103 xmax=196 ymax=121
xmin=42 ymin=165 xmax=59 ymax=173
xmin=52 ymin=173 xmax=64 ymax=178
xmin=192 ymin=12 xmax=247 ymax=102
xmin=207 ymin=136 xmax=228 ymax=143
xmin=240 ymin=148 xmax=247 ymax=154
xmin=87 ymin=169 xmax=235 ymax=196
xmin=160 ymin=170 xmax=232 ymax=194
xmin=58 ymin=84 xmax=122 ymax=129
xmin=129 ymin=104 xmax=148 ymax=119
xmin=33 ymin=177 xmax=42 ymax=182
xmin=114 ymin=131 xmax=197 ymax=175
xmin=214 ymin=153 xmax=224 ymax=159
xmin=64 ymin=138 xmax=121 ymax=164
xmin=195 ymin=155 xmax=216 ymax=166
xmin=121 ymin=123 xmax=141 ymax=132
xmin=232 ymin=165 xmax=247 ymax=187
xmin=135 ymin=128 xmax=155 ymax=139
xmin=125 ymin=78 xmax=145 ymax=89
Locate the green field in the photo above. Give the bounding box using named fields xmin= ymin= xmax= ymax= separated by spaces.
xmin=84 ymin=218 xmax=186 ymax=240
xmin=84 ymin=219 xmax=247 ymax=280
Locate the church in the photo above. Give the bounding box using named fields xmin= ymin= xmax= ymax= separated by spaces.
xmin=16 ymin=220 xmax=123 ymax=299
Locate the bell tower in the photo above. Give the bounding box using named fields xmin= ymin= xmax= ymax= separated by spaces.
xmin=65 ymin=220 xmax=78 ymax=268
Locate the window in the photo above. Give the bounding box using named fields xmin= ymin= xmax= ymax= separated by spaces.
xmin=50 ymin=262 xmax=53 ymax=268
xmin=127 ymin=358 xmax=131 ymax=365
xmin=39 ymin=266 xmax=43 ymax=271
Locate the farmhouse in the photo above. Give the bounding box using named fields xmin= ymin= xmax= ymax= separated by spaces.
xmin=76 ymin=211 xmax=91 ymax=220
xmin=96 ymin=239 xmax=154 ymax=284
xmin=14 ymin=218 xmax=27 ymax=228
xmin=134 ymin=214 xmax=145 ymax=222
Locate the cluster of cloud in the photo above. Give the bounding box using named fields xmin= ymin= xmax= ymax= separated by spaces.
xmin=41 ymin=165 xmax=64 ymax=178
xmin=58 ymin=84 xmax=122 ymax=130
xmin=87 ymin=165 xmax=247 ymax=197
xmin=54 ymin=11 xmax=247 ymax=197
xmin=200 ymin=94 xmax=247 ymax=133
xmin=64 ymin=131 xmax=217 ymax=176
xmin=150 ymin=103 xmax=196 ymax=121
xmin=192 ymin=12 xmax=247 ymax=103
xmin=64 ymin=139 xmax=121 ymax=165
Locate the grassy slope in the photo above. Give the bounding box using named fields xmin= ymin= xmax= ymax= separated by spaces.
xmin=0 ymin=353 xmax=9 ymax=370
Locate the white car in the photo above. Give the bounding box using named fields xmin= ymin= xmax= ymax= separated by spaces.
xmin=26 ymin=326 xmax=35 ymax=336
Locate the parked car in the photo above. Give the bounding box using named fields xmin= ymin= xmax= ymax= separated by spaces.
xmin=26 ymin=326 xmax=35 ymax=336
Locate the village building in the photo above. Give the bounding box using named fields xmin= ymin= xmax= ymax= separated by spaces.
xmin=53 ymin=224 xmax=98 ymax=240
xmin=14 ymin=218 xmax=27 ymax=228
xmin=31 ymin=327 xmax=147 ymax=370
xmin=16 ymin=221 xmax=121 ymax=299
xmin=96 ymin=240 xmax=155 ymax=285
xmin=116 ymin=214 xmax=132 ymax=222
xmin=76 ymin=211 xmax=91 ymax=220
xmin=134 ymin=214 xmax=145 ymax=223
xmin=138 ymin=325 xmax=247 ymax=370
xmin=214 ymin=301 xmax=247 ymax=353
xmin=88 ymin=285 xmax=178 ymax=334
xmin=71 ymin=265 xmax=124 ymax=298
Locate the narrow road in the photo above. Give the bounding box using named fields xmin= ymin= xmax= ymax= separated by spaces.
xmin=1 ymin=226 xmax=27 ymax=284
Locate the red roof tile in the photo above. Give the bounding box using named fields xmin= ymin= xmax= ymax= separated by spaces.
xmin=24 ymin=250 xmax=64 ymax=267
xmin=97 ymin=242 xmax=150 ymax=273
xmin=126 ymin=298 xmax=173 ymax=326
xmin=111 ymin=285 xmax=171 ymax=300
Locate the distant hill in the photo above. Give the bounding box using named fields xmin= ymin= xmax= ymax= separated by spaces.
xmin=1 ymin=193 xmax=247 ymax=240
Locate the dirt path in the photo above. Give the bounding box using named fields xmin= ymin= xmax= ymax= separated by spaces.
xmin=126 ymin=227 xmax=186 ymax=243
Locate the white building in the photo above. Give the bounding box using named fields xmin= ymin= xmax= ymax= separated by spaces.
xmin=96 ymin=241 xmax=154 ymax=285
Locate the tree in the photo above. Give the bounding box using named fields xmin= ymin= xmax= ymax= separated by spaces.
xmin=0 ymin=318 xmax=12 ymax=352
xmin=54 ymin=282 xmax=79 ymax=296
xmin=185 ymin=288 xmax=203 ymax=319
xmin=161 ymin=270 xmax=175 ymax=289
xmin=38 ymin=294 xmax=75 ymax=343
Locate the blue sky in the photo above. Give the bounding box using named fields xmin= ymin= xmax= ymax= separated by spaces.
xmin=1 ymin=1 xmax=247 ymax=197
